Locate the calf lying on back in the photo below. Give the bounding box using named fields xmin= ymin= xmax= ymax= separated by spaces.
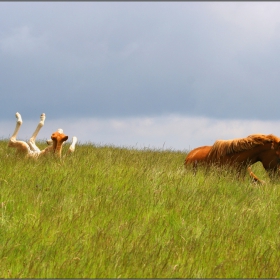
xmin=8 ymin=112 xmax=77 ymax=158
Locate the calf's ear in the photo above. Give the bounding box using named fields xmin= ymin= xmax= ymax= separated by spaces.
xmin=62 ymin=135 xmax=68 ymax=142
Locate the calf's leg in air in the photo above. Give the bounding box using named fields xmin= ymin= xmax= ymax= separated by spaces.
xmin=8 ymin=112 xmax=31 ymax=155
xmin=27 ymin=113 xmax=46 ymax=153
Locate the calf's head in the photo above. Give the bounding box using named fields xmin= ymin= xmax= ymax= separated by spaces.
xmin=51 ymin=130 xmax=68 ymax=156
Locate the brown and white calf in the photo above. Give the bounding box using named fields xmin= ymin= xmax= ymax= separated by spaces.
xmin=8 ymin=112 xmax=77 ymax=158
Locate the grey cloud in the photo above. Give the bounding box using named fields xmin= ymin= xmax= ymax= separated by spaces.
xmin=1 ymin=2 xmax=280 ymax=121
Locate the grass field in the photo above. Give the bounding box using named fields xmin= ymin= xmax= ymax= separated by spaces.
xmin=1 ymin=139 xmax=280 ymax=278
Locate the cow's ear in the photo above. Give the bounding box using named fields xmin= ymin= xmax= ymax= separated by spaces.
xmin=62 ymin=135 xmax=68 ymax=142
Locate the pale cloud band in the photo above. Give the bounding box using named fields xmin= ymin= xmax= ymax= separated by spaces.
xmin=2 ymin=116 xmax=280 ymax=152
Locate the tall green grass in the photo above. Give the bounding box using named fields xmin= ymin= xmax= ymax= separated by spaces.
xmin=0 ymin=139 xmax=280 ymax=278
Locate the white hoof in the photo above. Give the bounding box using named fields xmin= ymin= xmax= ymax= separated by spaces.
xmin=15 ymin=112 xmax=22 ymax=124
xmin=40 ymin=113 xmax=46 ymax=124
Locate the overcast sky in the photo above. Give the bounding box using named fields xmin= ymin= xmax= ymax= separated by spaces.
xmin=1 ymin=2 xmax=280 ymax=151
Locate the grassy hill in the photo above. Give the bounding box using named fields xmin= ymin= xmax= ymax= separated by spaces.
xmin=0 ymin=139 xmax=279 ymax=278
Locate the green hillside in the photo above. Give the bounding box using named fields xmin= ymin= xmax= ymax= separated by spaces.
xmin=0 ymin=139 xmax=279 ymax=278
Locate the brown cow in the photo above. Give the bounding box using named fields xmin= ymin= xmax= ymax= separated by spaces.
xmin=184 ymin=134 xmax=280 ymax=184
xmin=8 ymin=112 xmax=77 ymax=158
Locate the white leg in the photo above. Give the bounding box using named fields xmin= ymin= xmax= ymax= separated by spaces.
xmin=8 ymin=112 xmax=32 ymax=155
xmin=68 ymin=136 xmax=77 ymax=153
xmin=10 ymin=112 xmax=22 ymax=141
xmin=28 ymin=113 xmax=46 ymax=152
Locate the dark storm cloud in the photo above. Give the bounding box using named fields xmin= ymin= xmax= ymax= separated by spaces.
xmin=1 ymin=2 xmax=280 ymax=121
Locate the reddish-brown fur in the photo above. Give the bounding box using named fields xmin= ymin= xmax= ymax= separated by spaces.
xmin=184 ymin=134 xmax=280 ymax=183
xmin=37 ymin=131 xmax=69 ymax=158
